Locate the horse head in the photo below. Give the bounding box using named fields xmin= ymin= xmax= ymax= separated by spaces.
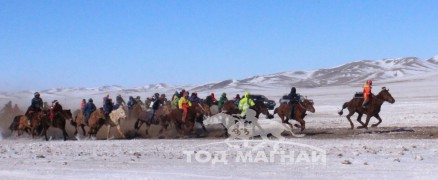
xmin=379 ymin=87 xmax=395 ymax=104
xmin=61 ymin=109 xmax=73 ymax=121
xmin=303 ymin=97 xmax=316 ymax=113
xmin=116 ymin=106 xmax=127 ymax=120
xmin=96 ymin=108 xmax=106 ymax=119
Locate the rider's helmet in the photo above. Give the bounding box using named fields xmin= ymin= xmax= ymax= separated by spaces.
xmin=88 ymin=98 xmax=93 ymax=103
xmin=366 ymin=80 xmax=373 ymax=85
xmin=52 ymin=100 xmax=58 ymax=104
xmin=34 ymin=92 xmax=40 ymax=97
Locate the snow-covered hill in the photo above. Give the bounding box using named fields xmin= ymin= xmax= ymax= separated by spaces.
xmin=1 ymin=56 xmax=438 ymax=108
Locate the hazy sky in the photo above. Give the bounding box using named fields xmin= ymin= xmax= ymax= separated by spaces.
xmin=1 ymin=0 xmax=437 ymax=91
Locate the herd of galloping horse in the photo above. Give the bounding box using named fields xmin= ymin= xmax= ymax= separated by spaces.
xmin=8 ymin=87 xmax=395 ymax=141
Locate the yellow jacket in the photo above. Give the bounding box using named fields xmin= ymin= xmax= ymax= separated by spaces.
xmin=178 ymin=97 xmax=192 ymax=109
xmin=238 ymin=92 xmax=255 ymax=110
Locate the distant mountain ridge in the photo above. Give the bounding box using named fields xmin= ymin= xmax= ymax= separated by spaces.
xmin=2 ymin=56 xmax=438 ymax=98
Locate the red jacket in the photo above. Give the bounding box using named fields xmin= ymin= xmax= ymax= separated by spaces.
xmin=363 ymin=83 xmax=372 ymax=99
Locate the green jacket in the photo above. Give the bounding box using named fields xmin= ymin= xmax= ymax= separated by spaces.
xmin=218 ymin=95 xmax=228 ymax=107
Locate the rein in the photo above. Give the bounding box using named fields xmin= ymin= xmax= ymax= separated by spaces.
xmin=297 ymin=101 xmax=310 ymax=112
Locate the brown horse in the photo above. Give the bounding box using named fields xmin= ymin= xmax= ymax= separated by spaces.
xmin=338 ymin=87 xmax=395 ymax=129
xmin=87 ymin=108 xmax=106 ymax=139
xmin=40 ymin=110 xmax=72 ymax=141
xmin=128 ymin=103 xmax=143 ymax=120
xmin=169 ymin=102 xmax=207 ymax=135
xmin=71 ymin=109 xmax=87 ymax=137
xmin=274 ymin=98 xmax=315 ymax=131
xmin=26 ymin=111 xmax=46 ymax=138
xmin=221 ymin=100 xmax=239 ymax=114
xmin=9 ymin=115 xmax=32 ymax=136
xmin=133 ymin=104 xmax=172 ymax=136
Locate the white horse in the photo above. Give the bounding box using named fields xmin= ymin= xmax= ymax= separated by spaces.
xmin=107 ymin=106 xmax=127 ymax=139
xmin=204 ymin=110 xmax=304 ymax=151
xmin=204 ymin=110 xmax=305 ymax=139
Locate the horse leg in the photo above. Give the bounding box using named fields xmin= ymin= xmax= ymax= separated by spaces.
xmin=116 ymin=125 xmax=125 ymax=139
xmin=134 ymin=119 xmax=142 ymax=130
xmin=43 ymin=126 xmax=49 ymax=141
xmin=62 ymin=127 xmax=69 ymax=141
xmin=81 ymin=125 xmax=86 ymax=136
xmin=357 ymin=115 xmax=371 ymax=129
xmin=88 ymin=127 xmax=93 ymax=139
xmin=372 ymin=114 xmax=383 ymax=127
xmin=296 ymin=118 xmax=305 ymax=131
xmin=74 ymin=125 xmax=78 ymax=136
xmin=106 ymin=124 xmax=111 ymax=140
xmin=346 ymin=110 xmax=355 ymax=129
xmin=356 ymin=113 xmax=366 ymax=127
xmin=200 ymin=122 xmax=208 ymax=133
xmin=145 ymin=124 xmax=150 ymax=136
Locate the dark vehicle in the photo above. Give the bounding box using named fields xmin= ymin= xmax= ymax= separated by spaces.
xmin=249 ymin=94 xmax=276 ymax=110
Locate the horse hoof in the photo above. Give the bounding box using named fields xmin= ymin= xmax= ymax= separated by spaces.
xmin=371 ymin=124 xmax=378 ymax=128
xmin=357 ymin=126 xmax=368 ymax=129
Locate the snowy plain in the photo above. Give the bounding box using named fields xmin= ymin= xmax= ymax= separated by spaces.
xmin=0 ymin=71 xmax=438 ymax=179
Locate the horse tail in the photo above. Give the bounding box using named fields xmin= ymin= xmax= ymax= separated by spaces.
xmin=282 ymin=123 xmax=305 ymax=138
xmin=338 ymin=102 xmax=349 ymax=116
xmin=9 ymin=116 xmax=20 ymax=132
xmin=273 ymin=108 xmax=278 ymax=115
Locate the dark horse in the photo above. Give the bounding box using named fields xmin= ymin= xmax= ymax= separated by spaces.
xmin=338 ymin=87 xmax=395 ymax=129
xmin=221 ymin=101 xmax=274 ymax=119
xmin=274 ymin=98 xmax=315 ymax=131
xmin=41 ymin=109 xmax=72 ymax=141
xmin=133 ymin=104 xmax=172 ymax=136
xmin=169 ymin=102 xmax=207 ymax=136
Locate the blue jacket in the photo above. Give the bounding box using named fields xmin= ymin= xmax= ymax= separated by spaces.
xmin=83 ymin=102 xmax=97 ymax=114
xmin=189 ymin=96 xmax=202 ymax=104
xmin=31 ymin=97 xmax=43 ymax=110
xmin=103 ymin=99 xmax=113 ymax=114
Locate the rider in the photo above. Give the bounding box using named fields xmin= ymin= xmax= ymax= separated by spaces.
xmin=160 ymin=94 xmax=167 ymax=104
xmin=103 ymin=94 xmax=110 ymax=106
xmin=83 ymin=98 xmax=97 ymax=126
xmin=50 ymin=100 xmax=63 ymax=122
xmin=80 ymin=99 xmax=86 ymax=111
xmin=145 ymin=97 xmax=152 ymax=109
xmin=362 ymin=80 xmax=373 ymax=108
xmin=178 ymin=92 xmax=192 ymax=123
xmin=234 ymin=94 xmax=241 ymax=106
xmin=172 ymin=94 xmax=180 ymax=109
xmin=149 ymin=93 xmax=163 ymax=124
xmin=205 ymin=93 xmax=218 ymax=107
xmin=103 ymin=98 xmax=114 ymax=118
xmin=127 ymin=96 xmax=136 ymax=110
xmin=116 ymin=94 xmax=126 ymax=107
xmin=288 ymin=87 xmax=300 ymax=119
xmin=218 ymin=92 xmax=228 ymax=110
xmin=25 ymin=92 xmax=44 ymax=125
xmin=135 ymin=96 xmax=144 ymax=106
xmin=189 ymin=92 xmax=202 ymax=104
xmin=179 ymin=89 xmax=186 ymax=98
xmin=238 ymin=92 xmax=255 ymax=118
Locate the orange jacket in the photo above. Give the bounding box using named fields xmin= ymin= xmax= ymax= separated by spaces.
xmin=363 ymin=83 xmax=372 ymax=99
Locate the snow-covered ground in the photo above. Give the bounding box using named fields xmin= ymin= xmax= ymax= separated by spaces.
xmin=0 ymin=139 xmax=437 ymax=179
xmin=0 ymin=71 xmax=438 ymax=179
